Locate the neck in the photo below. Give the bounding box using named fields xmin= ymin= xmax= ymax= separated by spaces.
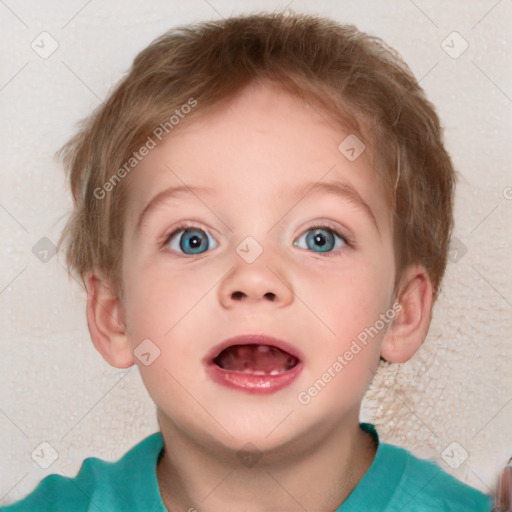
xmin=156 ymin=411 xmax=376 ymax=512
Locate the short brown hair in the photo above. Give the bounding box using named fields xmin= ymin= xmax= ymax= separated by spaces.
xmin=57 ymin=11 xmax=455 ymax=301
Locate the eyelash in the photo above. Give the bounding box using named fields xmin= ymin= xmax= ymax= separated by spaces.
xmin=161 ymin=221 xmax=213 ymax=251
xmin=297 ymin=222 xmax=355 ymax=256
xmin=161 ymin=221 xmax=355 ymax=255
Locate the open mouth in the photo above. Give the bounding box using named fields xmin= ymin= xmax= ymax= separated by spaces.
xmin=212 ymin=344 xmax=299 ymax=375
xmin=205 ymin=335 xmax=304 ymax=393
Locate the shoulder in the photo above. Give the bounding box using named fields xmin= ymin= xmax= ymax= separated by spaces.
xmin=1 ymin=433 xmax=164 ymax=512
xmin=382 ymin=443 xmax=493 ymax=512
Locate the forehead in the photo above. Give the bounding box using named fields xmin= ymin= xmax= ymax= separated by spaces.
xmin=124 ymin=83 xmax=391 ymax=232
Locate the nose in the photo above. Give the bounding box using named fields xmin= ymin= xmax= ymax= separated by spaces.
xmin=217 ymin=250 xmax=294 ymax=309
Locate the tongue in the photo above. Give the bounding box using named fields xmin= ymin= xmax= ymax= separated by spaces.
xmin=213 ymin=344 xmax=298 ymax=374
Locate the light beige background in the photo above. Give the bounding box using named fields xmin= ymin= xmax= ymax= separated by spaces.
xmin=1 ymin=0 xmax=511 ymax=505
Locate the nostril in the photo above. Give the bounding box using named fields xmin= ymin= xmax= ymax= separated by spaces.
xmin=230 ymin=291 xmax=276 ymax=301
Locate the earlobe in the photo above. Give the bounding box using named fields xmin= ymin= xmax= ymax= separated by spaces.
xmin=85 ymin=271 xmax=134 ymax=368
xmin=380 ymin=265 xmax=433 ymax=363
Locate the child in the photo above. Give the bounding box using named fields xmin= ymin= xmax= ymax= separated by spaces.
xmin=3 ymin=11 xmax=493 ymax=512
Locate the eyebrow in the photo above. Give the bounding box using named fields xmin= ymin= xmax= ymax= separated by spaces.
xmin=135 ymin=180 xmax=379 ymax=235
xmin=135 ymin=185 xmax=213 ymax=234
xmin=293 ymin=180 xmax=379 ymax=234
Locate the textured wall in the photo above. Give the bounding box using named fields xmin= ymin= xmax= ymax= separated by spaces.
xmin=1 ymin=0 xmax=510 ymax=505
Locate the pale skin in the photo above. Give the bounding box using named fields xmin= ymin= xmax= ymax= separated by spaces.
xmin=85 ymin=82 xmax=433 ymax=511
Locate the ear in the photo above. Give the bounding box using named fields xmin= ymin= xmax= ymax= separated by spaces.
xmin=380 ymin=264 xmax=433 ymax=363
xmin=84 ymin=271 xmax=134 ymax=368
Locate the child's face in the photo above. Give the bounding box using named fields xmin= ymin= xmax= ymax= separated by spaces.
xmin=119 ymin=83 xmax=397 ymax=452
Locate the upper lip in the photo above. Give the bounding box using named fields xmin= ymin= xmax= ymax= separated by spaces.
xmin=203 ymin=334 xmax=304 ymax=366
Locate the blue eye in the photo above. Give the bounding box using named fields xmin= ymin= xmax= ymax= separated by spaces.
xmin=166 ymin=227 xmax=218 ymax=255
xmin=293 ymin=226 xmax=345 ymax=253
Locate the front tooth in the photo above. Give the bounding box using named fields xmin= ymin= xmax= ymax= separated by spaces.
xmin=270 ymin=369 xmax=280 ymax=375
xmin=252 ymin=370 xmax=266 ymax=375
xmin=257 ymin=345 xmax=270 ymax=352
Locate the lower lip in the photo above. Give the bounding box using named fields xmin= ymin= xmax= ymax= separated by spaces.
xmin=205 ymin=362 xmax=303 ymax=394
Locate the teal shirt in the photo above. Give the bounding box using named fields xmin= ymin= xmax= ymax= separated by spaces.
xmin=2 ymin=424 xmax=492 ymax=511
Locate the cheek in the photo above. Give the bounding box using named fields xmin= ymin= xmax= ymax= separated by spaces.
xmin=300 ymin=258 xmax=394 ymax=381
xmin=311 ymin=260 xmax=393 ymax=326
xmin=122 ymin=262 xmax=208 ymax=337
